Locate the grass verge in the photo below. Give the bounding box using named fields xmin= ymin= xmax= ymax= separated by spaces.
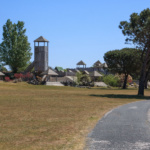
xmin=0 ymin=82 xmax=149 ymax=150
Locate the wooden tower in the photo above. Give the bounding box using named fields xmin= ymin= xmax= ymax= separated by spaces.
xmin=34 ymin=36 xmax=49 ymax=72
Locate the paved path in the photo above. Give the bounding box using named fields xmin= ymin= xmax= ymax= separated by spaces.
xmin=86 ymin=101 xmax=150 ymax=150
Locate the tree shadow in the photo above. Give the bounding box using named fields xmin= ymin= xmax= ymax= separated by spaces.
xmin=90 ymin=94 xmax=150 ymax=100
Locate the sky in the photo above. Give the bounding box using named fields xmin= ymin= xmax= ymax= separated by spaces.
xmin=0 ymin=0 xmax=149 ymax=69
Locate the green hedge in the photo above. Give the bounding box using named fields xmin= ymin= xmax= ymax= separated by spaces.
xmin=103 ymin=74 xmax=120 ymax=87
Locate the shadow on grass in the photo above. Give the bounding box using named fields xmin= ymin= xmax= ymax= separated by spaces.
xmin=90 ymin=94 xmax=150 ymax=100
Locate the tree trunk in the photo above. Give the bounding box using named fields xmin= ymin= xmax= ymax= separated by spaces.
xmin=145 ymin=80 xmax=148 ymax=89
xmin=144 ymin=66 xmax=150 ymax=89
xmin=138 ymin=49 xmax=150 ymax=96
xmin=122 ymin=74 xmax=128 ymax=89
xmin=144 ymin=71 xmax=149 ymax=89
xmin=138 ymin=74 xmax=145 ymax=95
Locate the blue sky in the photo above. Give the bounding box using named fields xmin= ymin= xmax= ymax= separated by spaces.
xmin=0 ymin=0 xmax=149 ymax=69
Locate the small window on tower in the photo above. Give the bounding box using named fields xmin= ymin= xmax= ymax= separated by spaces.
xmin=45 ymin=42 xmax=48 ymax=46
xmin=39 ymin=42 xmax=45 ymax=46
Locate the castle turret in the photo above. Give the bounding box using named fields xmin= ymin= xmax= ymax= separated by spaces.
xmin=34 ymin=36 xmax=49 ymax=72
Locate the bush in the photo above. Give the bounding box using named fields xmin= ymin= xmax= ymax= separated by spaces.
xmin=76 ymin=72 xmax=91 ymax=86
xmin=103 ymin=74 xmax=120 ymax=87
xmin=80 ymin=74 xmax=91 ymax=86
xmin=5 ymin=77 xmax=10 ymax=82
xmin=14 ymin=72 xmax=33 ymax=82
xmin=14 ymin=73 xmax=23 ymax=79
xmin=96 ymin=76 xmax=103 ymax=82
xmin=116 ymin=74 xmax=133 ymax=84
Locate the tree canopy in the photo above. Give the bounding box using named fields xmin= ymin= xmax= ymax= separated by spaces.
xmin=104 ymin=48 xmax=142 ymax=89
xmin=0 ymin=19 xmax=32 ymax=73
xmin=119 ymin=8 xmax=150 ymax=95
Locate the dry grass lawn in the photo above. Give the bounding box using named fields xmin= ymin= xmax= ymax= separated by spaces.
xmin=0 ymin=82 xmax=150 ymax=150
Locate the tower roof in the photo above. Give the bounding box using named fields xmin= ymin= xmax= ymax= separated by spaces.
xmin=76 ymin=60 xmax=86 ymax=65
xmin=93 ymin=60 xmax=102 ymax=67
xmin=34 ymin=36 xmax=49 ymax=42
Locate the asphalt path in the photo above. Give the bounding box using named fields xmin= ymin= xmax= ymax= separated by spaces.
xmin=86 ymin=101 xmax=150 ymax=150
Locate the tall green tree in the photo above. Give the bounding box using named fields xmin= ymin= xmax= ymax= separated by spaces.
xmin=0 ymin=19 xmax=32 ymax=73
xmin=104 ymin=48 xmax=142 ymax=89
xmin=119 ymin=8 xmax=150 ymax=95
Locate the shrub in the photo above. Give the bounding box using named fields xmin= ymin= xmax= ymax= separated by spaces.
xmin=117 ymin=74 xmax=133 ymax=84
xmin=14 ymin=72 xmax=33 ymax=81
xmin=103 ymin=74 xmax=120 ymax=87
xmin=80 ymin=74 xmax=91 ymax=86
xmin=76 ymin=72 xmax=91 ymax=86
xmin=76 ymin=72 xmax=82 ymax=85
xmin=96 ymin=76 xmax=102 ymax=82
xmin=23 ymin=72 xmax=33 ymax=81
xmin=5 ymin=77 xmax=10 ymax=82
xmin=14 ymin=73 xmax=23 ymax=79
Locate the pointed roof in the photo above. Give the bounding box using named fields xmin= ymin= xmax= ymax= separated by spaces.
xmin=68 ymin=70 xmax=73 ymax=73
xmin=93 ymin=60 xmax=102 ymax=67
xmin=75 ymin=69 xmax=81 ymax=73
xmin=83 ymin=70 xmax=89 ymax=75
xmin=34 ymin=36 xmax=49 ymax=42
xmin=41 ymin=68 xmax=58 ymax=76
xmin=102 ymin=63 xmax=108 ymax=68
xmin=90 ymin=71 xmax=103 ymax=77
xmin=77 ymin=60 xmax=86 ymax=65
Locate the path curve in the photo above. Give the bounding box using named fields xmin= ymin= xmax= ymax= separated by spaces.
xmin=86 ymin=100 xmax=150 ymax=150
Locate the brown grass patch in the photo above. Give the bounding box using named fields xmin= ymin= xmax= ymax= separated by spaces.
xmin=0 ymin=82 xmax=149 ymax=150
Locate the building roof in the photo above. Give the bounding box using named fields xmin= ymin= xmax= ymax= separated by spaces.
xmin=102 ymin=63 xmax=108 ymax=68
xmin=34 ymin=36 xmax=49 ymax=42
xmin=93 ymin=60 xmax=102 ymax=67
xmin=77 ymin=60 xmax=86 ymax=65
xmin=83 ymin=70 xmax=89 ymax=75
xmin=0 ymin=72 xmax=5 ymax=76
xmin=41 ymin=68 xmax=58 ymax=76
xmin=68 ymin=70 xmax=73 ymax=73
xmin=75 ymin=69 xmax=81 ymax=73
xmin=90 ymin=71 xmax=103 ymax=77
